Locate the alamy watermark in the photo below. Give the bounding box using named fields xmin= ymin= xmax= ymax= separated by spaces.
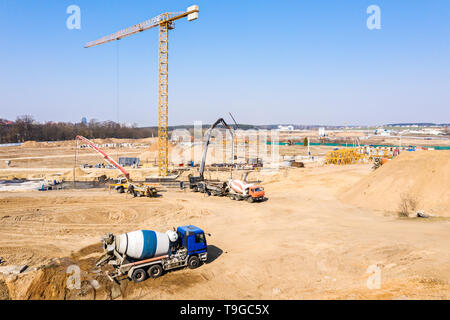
xmin=66 ymin=5 xmax=81 ymax=30
xmin=366 ymin=264 xmax=382 ymax=289
xmin=66 ymin=264 xmax=100 ymax=291
xmin=367 ymin=5 xmax=381 ymax=30
xmin=169 ymin=121 xmax=281 ymax=169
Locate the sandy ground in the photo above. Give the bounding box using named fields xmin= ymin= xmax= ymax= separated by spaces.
xmin=0 ymin=140 xmax=449 ymax=300
xmin=342 ymin=151 xmax=450 ymax=216
xmin=0 ymin=164 xmax=449 ymax=299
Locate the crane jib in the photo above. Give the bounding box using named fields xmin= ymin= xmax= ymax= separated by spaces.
xmin=84 ymin=9 xmax=198 ymax=48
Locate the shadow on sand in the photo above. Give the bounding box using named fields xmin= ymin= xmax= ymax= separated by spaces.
xmin=205 ymin=245 xmax=223 ymax=264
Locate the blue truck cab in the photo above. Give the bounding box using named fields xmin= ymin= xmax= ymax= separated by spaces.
xmin=177 ymin=225 xmax=208 ymax=264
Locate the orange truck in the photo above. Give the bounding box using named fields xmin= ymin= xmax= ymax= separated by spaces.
xmin=227 ymin=179 xmax=266 ymax=203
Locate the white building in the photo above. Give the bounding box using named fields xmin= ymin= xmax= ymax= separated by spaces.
xmin=278 ymin=125 xmax=294 ymax=131
xmin=318 ymin=127 xmax=326 ymax=137
xmin=375 ymin=128 xmax=390 ymax=136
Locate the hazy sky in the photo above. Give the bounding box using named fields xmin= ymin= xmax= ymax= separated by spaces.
xmin=0 ymin=0 xmax=449 ymax=126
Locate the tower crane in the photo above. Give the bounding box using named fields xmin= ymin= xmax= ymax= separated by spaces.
xmin=85 ymin=5 xmax=199 ymax=177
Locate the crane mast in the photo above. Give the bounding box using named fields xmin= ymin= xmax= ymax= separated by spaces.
xmin=158 ymin=19 xmax=170 ymax=177
xmin=85 ymin=5 xmax=199 ymax=177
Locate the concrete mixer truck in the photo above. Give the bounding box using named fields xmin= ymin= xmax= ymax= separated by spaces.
xmin=96 ymin=225 xmax=208 ymax=283
xmin=227 ymin=178 xmax=266 ymax=203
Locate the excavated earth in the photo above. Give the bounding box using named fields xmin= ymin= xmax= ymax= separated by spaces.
xmin=0 ymin=144 xmax=449 ymax=299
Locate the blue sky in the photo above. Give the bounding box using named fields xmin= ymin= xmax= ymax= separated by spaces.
xmin=0 ymin=0 xmax=449 ymax=126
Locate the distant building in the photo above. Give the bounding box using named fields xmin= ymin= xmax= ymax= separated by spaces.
xmin=119 ymin=157 xmax=140 ymax=167
xmin=375 ymin=128 xmax=390 ymax=136
xmin=81 ymin=117 xmax=87 ymax=125
xmin=318 ymin=127 xmax=326 ymax=137
xmin=277 ymin=125 xmax=294 ymax=131
xmin=0 ymin=119 xmax=14 ymax=125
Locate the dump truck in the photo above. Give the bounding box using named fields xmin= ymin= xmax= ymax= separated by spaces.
xmin=96 ymin=225 xmax=208 ymax=283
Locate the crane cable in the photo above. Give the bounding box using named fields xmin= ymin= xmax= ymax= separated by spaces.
xmin=116 ymin=40 xmax=120 ymax=124
xmin=116 ymin=40 xmax=120 ymax=160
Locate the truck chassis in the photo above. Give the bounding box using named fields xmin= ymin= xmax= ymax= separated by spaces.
xmin=227 ymin=190 xmax=266 ymax=203
xmin=105 ymin=248 xmax=207 ymax=283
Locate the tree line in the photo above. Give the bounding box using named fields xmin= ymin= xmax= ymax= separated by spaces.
xmin=0 ymin=115 xmax=158 ymax=143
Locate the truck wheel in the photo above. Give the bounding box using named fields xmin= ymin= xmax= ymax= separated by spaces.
xmin=148 ymin=264 xmax=163 ymax=278
xmin=188 ymin=255 xmax=200 ymax=269
xmin=131 ymin=268 xmax=147 ymax=283
xmin=247 ymin=197 xmax=254 ymax=203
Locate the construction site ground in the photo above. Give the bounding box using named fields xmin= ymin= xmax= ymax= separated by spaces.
xmin=0 ymin=141 xmax=449 ymax=299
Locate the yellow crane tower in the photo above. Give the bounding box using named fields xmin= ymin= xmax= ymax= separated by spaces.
xmin=85 ymin=5 xmax=199 ymax=176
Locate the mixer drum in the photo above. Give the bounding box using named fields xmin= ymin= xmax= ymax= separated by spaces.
xmin=115 ymin=230 xmax=170 ymax=260
xmin=229 ymin=179 xmax=253 ymax=195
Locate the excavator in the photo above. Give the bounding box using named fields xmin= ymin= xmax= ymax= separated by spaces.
xmin=75 ymin=136 xmax=158 ymax=198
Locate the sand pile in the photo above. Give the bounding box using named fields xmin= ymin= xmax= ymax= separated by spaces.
xmin=341 ymin=150 xmax=450 ymax=216
xmin=147 ymin=141 xmax=175 ymax=152
xmin=62 ymin=168 xmax=89 ymax=181
xmin=140 ymin=143 xmax=178 ymax=162
xmin=14 ymin=244 xmax=115 ymax=300
xmin=20 ymin=140 xmax=75 ymax=148
xmin=20 ymin=141 xmax=43 ymax=148
xmin=136 ymin=137 xmax=157 ymax=144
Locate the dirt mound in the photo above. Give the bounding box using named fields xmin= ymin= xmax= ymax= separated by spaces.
xmin=147 ymin=141 xmax=175 ymax=152
xmin=0 ymin=280 xmax=10 ymax=300
xmin=136 ymin=137 xmax=157 ymax=144
xmin=62 ymin=167 xmax=105 ymax=182
xmin=24 ymin=244 xmax=116 ymax=300
xmin=63 ymin=168 xmax=87 ymax=178
xmin=21 ymin=141 xmax=43 ymax=148
xmin=21 ymin=244 xmax=193 ymax=300
xmin=341 ymin=150 xmax=450 ymax=216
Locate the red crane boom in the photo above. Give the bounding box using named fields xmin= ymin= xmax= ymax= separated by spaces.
xmin=76 ymin=136 xmax=131 ymax=181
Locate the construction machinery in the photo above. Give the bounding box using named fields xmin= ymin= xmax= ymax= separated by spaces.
xmin=227 ymin=178 xmax=266 ymax=203
xmin=324 ymin=148 xmax=367 ymax=165
xmin=75 ymin=136 xmax=158 ymax=197
xmin=188 ymin=118 xmax=267 ymax=202
xmin=188 ymin=118 xmax=235 ymax=195
xmin=96 ymin=225 xmax=207 ymax=283
xmin=85 ymin=5 xmax=199 ymax=177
